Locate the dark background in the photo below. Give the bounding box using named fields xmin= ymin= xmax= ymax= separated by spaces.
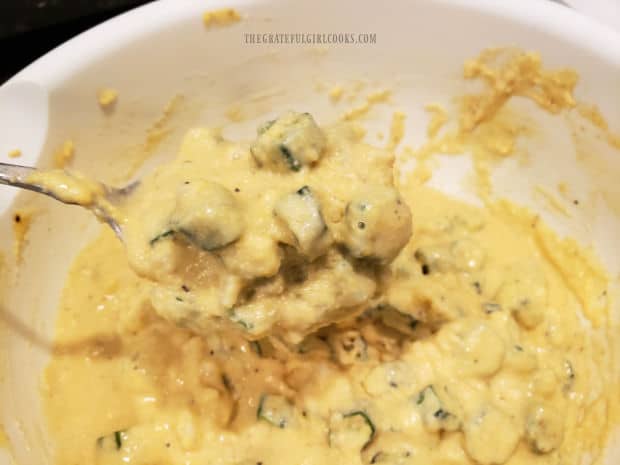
xmin=0 ymin=0 xmax=154 ymax=84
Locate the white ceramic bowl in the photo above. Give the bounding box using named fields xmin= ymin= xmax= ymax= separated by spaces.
xmin=0 ymin=0 xmax=618 ymax=463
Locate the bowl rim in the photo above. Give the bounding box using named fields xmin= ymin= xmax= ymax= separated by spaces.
xmin=4 ymin=0 xmax=620 ymax=91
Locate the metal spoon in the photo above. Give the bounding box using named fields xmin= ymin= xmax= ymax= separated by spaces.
xmin=0 ymin=162 xmax=137 ymax=238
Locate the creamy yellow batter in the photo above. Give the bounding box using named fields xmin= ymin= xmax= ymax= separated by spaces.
xmin=41 ymin=49 xmax=618 ymax=465
xmin=11 ymin=207 xmax=35 ymax=262
xmin=98 ymin=88 xmax=119 ymax=110
xmin=202 ymin=8 xmax=241 ymax=28
xmin=7 ymin=149 xmax=22 ymax=159
xmin=52 ymin=140 xmax=75 ymax=169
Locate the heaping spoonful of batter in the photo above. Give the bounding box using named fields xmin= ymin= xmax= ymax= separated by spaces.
xmin=0 ymin=112 xmax=413 ymax=344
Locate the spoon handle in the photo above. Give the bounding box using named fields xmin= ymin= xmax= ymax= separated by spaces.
xmin=0 ymin=162 xmax=134 ymax=239
xmin=0 ymin=162 xmax=54 ymax=198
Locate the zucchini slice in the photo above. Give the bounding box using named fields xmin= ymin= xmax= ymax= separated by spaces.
xmin=149 ymin=229 xmax=175 ymax=246
xmin=251 ymin=112 xmax=326 ymax=172
xmin=415 ymin=385 xmax=460 ymax=433
xmin=361 ymin=432 xmax=417 ymax=465
xmin=96 ymin=430 xmax=127 ymax=451
xmin=342 ymin=186 xmax=412 ymax=263
xmin=525 ymin=404 xmax=563 ymax=454
xmin=171 ymin=180 xmax=244 ymax=251
xmin=496 ymin=263 xmax=547 ymax=329
xmin=228 ymin=308 xmax=255 ymax=331
xmin=372 ymin=304 xmax=418 ymax=336
xmin=329 ymin=410 xmax=376 ymax=450
xmin=414 ymin=238 xmax=485 ymax=274
xmin=274 ymin=185 xmax=333 ymax=259
xmin=257 ymin=394 xmax=295 ymax=429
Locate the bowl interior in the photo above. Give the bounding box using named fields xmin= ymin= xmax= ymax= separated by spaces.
xmin=0 ymin=0 xmax=619 ymax=463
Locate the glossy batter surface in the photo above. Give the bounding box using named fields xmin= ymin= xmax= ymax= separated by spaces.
xmin=42 ymin=49 xmax=617 ymax=465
